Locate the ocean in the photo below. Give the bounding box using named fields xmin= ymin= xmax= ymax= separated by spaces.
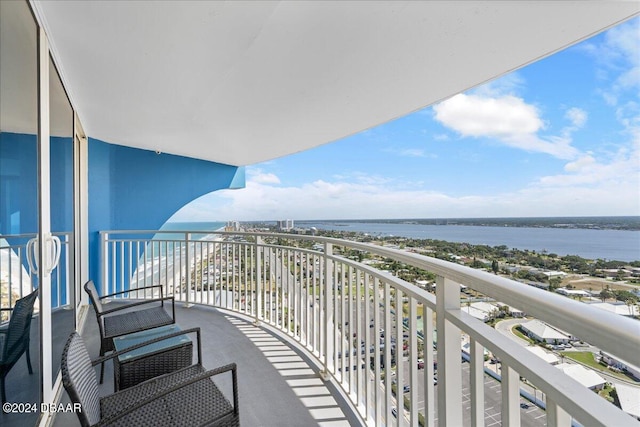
xmin=163 ymin=220 xmax=640 ymax=262
xmin=299 ymin=221 xmax=640 ymax=262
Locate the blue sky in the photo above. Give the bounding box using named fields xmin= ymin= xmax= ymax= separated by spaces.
xmin=173 ymin=17 xmax=640 ymax=222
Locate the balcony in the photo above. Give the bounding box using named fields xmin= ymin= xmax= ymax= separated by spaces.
xmin=95 ymin=231 xmax=640 ymax=425
xmin=50 ymin=228 xmax=635 ymax=427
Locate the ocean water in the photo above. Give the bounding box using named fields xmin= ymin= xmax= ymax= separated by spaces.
xmin=161 ymin=220 xmax=639 ymax=262
xmin=300 ymin=221 xmax=640 ymax=262
xmin=159 ymin=221 xmax=226 ymax=239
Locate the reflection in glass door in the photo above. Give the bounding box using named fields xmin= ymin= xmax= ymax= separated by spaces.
xmin=0 ymin=1 xmax=42 ymax=426
xmin=49 ymin=56 xmax=76 ymax=384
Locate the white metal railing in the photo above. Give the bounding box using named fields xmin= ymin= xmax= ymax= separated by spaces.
xmin=100 ymin=230 xmax=640 ymax=427
xmin=0 ymin=232 xmax=73 ymax=320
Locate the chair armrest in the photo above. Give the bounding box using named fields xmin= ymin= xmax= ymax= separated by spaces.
xmin=99 ymin=284 xmax=164 ymax=300
xmin=97 ymin=363 xmax=238 ymax=427
xmin=91 ymin=327 xmax=202 ymax=366
xmin=98 ymin=295 xmax=174 ymax=316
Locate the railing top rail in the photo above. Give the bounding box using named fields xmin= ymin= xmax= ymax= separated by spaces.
xmin=102 ymin=229 xmax=640 ymax=367
xmin=450 ymin=310 xmax=639 ymax=427
xmin=1 ymin=231 xmax=73 ymax=239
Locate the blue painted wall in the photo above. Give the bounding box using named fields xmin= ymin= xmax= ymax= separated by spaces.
xmin=1 ymin=132 xmax=245 ymax=296
xmin=0 ymin=132 xmax=38 ymax=235
xmin=0 ymin=132 xmax=74 ymax=303
xmin=88 ymin=138 xmax=244 ymax=291
xmin=0 ymin=132 xmax=74 ymax=235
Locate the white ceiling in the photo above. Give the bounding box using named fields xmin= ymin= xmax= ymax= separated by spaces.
xmin=31 ymin=1 xmax=639 ymax=167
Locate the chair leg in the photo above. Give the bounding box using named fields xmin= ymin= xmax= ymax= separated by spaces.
xmin=26 ymin=345 xmax=33 ymax=374
xmin=99 ymin=343 xmax=106 ymax=384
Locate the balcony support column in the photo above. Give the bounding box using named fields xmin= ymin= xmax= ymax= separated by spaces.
xmin=436 ymin=275 xmax=462 ymax=427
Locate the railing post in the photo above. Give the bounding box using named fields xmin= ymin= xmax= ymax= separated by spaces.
xmin=100 ymin=231 xmax=108 ymax=297
xmin=409 ymin=297 xmax=419 ymax=426
xmin=255 ymin=236 xmax=262 ymax=325
xmin=501 ymin=363 xmax=521 ymax=426
xmin=470 ymin=338 xmax=485 ymax=427
xmin=65 ymin=233 xmax=72 ymax=308
xmin=547 ymin=400 xmax=572 ymax=427
xmin=184 ymin=232 xmax=193 ymax=307
xmin=320 ymin=242 xmax=333 ymax=380
xmin=436 ymin=275 xmax=462 ymax=426
xmin=423 ymin=306 xmax=435 ymax=427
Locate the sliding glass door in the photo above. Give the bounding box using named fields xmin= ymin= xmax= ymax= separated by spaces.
xmin=1 ymin=1 xmax=83 ymax=425
xmin=0 ymin=1 xmax=41 ymax=425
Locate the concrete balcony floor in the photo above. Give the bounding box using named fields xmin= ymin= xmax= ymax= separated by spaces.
xmin=53 ymin=302 xmax=360 ymax=427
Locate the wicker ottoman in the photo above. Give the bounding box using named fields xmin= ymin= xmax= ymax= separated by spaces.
xmin=113 ymin=324 xmax=192 ymax=391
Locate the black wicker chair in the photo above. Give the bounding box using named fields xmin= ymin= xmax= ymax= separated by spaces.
xmin=61 ymin=329 xmax=240 ymax=427
xmin=84 ymin=280 xmax=176 ymax=383
xmin=0 ymin=289 xmax=38 ymax=403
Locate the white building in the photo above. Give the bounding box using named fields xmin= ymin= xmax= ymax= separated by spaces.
xmin=526 ymin=346 xmax=559 ymax=365
xmin=614 ymin=382 xmax=640 ymax=420
xmin=520 ymin=319 xmax=570 ymax=344
xmin=600 ymin=351 xmax=640 ymax=381
xmin=505 ymin=305 xmax=525 ymax=318
xmin=556 ymin=288 xmax=590 ymax=298
xmin=555 ymin=363 xmax=606 ymax=390
xmin=462 ymin=305 xmax=490 ymax=322
xmin=225 ymin=220 xmax=241 ymax=231
xmin=277 ymin=219 xmax=295 ymax=231
xmin=587 ymin=302 xmax=639 ymax=317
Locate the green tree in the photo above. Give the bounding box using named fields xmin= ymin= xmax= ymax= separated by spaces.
xmin=491 ymin=260 xmax=499 ymax=275
xmin=600 ymin=287 xmax=614 ymax=302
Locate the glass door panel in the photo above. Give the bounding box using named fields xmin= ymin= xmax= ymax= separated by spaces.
xmin=49 ymin=56 xmax=75 ymax=384
xmin=0 ymin=1 xmax=41 ymax=426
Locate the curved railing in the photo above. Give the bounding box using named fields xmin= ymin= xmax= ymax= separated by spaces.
xmin=100 ymin=230 xmax=640 ymax=426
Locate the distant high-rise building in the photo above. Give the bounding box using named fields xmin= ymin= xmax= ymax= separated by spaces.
xmin=226 ymin=220 xmax=241 ymax=231
xmin=277 ymin=219 xmax=294 ymax=231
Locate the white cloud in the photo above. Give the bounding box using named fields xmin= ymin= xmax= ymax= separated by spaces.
xmin=434 ymin=94 xmax=543 ymax=137
xmin=383 ymin=147 xmax=436 ymax=158
xmin=250 ymin=172 xmax=281 ymax=185
xmin=399 ymin=148 xmax=427 ymax=157
xmin=537 ymin=144 xmax=640 ymax=189
xmin=563 ymin=154 xmax=596 ymax=173
xmin=171 ymin=160 xmax=639 ymax=222
xmin=584 ymin=18 xmax=640 ymax=105
xmin=474 ymin=73 xmax=526 ymax=98
xmin=565 ymin=107 xmax=587 ymax=128
xmin=433 ymin=93 xmax=579 ymax=159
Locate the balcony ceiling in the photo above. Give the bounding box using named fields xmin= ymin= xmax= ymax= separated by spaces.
xmin=32 ymin=1 xmax=639 ymax=166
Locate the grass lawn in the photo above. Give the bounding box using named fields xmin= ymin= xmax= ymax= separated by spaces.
xmin=562 ymin=351 xmax=630 ymax=381
xmin=562 ymin=351 xmax=600 ymax=369
xmin=511 ymin=325 xmax=535 ymax=344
